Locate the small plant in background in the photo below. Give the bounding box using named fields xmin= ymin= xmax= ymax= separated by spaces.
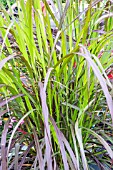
xmin=0 ymin=0 xmax=113 ymax=169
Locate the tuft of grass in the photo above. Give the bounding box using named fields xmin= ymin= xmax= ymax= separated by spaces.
xmin=0 ymin=0 xmax=113 ymax=169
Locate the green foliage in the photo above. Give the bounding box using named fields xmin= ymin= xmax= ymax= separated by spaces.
xmin=0 ymin=0 xmax=15 ymax=7
xmin=0 ymin=0 xmax=113 ymax=169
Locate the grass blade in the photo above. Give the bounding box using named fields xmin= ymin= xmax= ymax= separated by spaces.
xmin=0 ymin=53 xmax=17 ymax=70
xmin=7 ymin=109 xmax=36 ymax=158
xmin=83 ymin=127 xmax=113 ymax=160
xmin=38 ymin=68 xmax=53 ymax=170
xmin=33 ymin=128 xmax=44 ymax=170
xmin=50 ymin=116 xmax=69 ymax=170
xmin=0 ymin=94 xmax=24 ymax=107
xmin=1 ymin=120 xmax=10 ymax=170
xmin=75 ymin=120 xmax=89 ymax=170
xmin=14 ymin=143 xmax=20 ymax=170
xmin=77 ymin=44 xmax=113 ymax=123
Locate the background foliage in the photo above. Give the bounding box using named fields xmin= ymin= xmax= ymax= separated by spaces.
xmin=0 ymin=0 xmax=15 ymax=7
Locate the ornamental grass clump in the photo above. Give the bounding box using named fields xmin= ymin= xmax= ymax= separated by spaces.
xmin=0 ymin=0 xmax=113 ymax=169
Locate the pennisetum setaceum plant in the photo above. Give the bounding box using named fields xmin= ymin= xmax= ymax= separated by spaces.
xmin=0 ymin=0 xmax=113 ymax=169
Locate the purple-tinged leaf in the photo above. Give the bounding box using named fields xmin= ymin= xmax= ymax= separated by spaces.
xmin=77 ymin=45 xmax=113 ymax=124
xmin=38 ymin=81 xmax=52 ymax=170
xmin=18 ymin=141 xmax=34 ymax=170
xmin=83 ymin=127 xmax=113 ymax=160
xmin=50 ymin=116 xmax=69 ymax=170
xmin=9 ymin=135 xmax=24 ymax=153
xmin=38 ymin=67 xmax=53 ymax=170
xmin=50 ymin=116 xmax=78 ymax=169
xmin=0 ymin=94 xmax=24 ymax=107
xmin=33 ymin=128 xmax=44 ymax=170
xmin=0 ymin=53 xmax=18 ymax=70
xmin=7 ymin=109 xmax=36 ymax=157
xmin=60 ymin=132 xmax=78 ymax=169
xmin=8 ymin=136 xmax=31 ymax=170
xmin=14 ymin=143 xmax=20 ymax=170
xmin=93 ymin=29 xmax=105 ymax=34
xmin=96 ymin=13 xmax=113 ymax=24
xmin=70 ymin=126 xmax=80 ymax=169
xmin=43 ymin=68 xmax=53 ymax=91
xmin=1 ymin=120 xmax=10 ymax=170
xmin=67 ymin=156 xmax=76 ymax=170
xmin=59 ymin=0 xmax=70 ymax=29
xmin=75 ymin=120 xmax=89 ymax=170
xmin=0 ymin=84 xmax=6 ymax=88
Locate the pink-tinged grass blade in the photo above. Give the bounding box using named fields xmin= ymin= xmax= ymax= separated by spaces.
xmin=83 ymin=127 xmax=113 ymax=160
xmin=50 ymin=116 xmax=70 ymax=170
xmin=0 ymin=53 xmax=17 ymax=70
xmin=0 ymin=94 xmax=24 ymax=107
xmin=1 ymin=120 xmax=10 ymax=170
xmin=38 ymin=68 xmax=54 ymax=170
xmin=38 ymin=82 xmax=52 ymax=170
xmin=77 ymin=44 xmax=113 ymax=124
xmin=7 ymin=109 xmax=36 ymax=159
xmin=32 ymin=128 xmax=44 ymax=170
xmin=18 ymin=141 xmax=34 ymax=170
